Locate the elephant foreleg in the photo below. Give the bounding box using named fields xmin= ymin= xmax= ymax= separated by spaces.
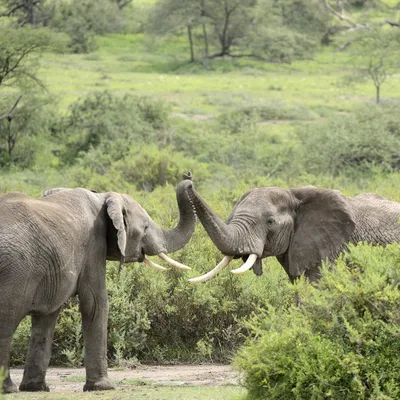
xmin=19 ymin=309 xmax=60 ymax=392
xmin=79 ymin=286 xmax=115 ymax=392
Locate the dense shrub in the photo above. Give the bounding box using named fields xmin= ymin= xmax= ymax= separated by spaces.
xmin=56 ymin=92 xmax=171 ymax=164
xmin=235 ymin=243 xmax=400 ymax=399
xmin=295 ymin=104 xmax=400 ymax=177
xmin=0 ymin=95 xmax=57 ymax=168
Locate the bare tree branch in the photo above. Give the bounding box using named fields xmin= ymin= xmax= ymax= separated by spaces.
xmin=382 ymin=20 xmax=400 ymax=27
xmin=323 ymin=0 xmax=400 ymax=31
xmin=322 ymin=0 xmax=369 ymax=29
xmin=0 ymin=96 xmax=22 ymax=121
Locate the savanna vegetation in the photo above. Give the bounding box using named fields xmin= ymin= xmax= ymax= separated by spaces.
xmin=2 ymin=0 xmax=400 ymax=398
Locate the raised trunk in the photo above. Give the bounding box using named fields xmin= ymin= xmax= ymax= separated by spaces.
xmin=162 ymin=179 xmax=197 ymax=253
xmin=186 ymin=183 xmax=237 ymax=255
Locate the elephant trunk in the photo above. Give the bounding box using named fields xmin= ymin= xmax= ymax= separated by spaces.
xmin=186 ymin=182 xmax=237 ymax=255
xmin=162 ymin=178 xmax=197 ymax=254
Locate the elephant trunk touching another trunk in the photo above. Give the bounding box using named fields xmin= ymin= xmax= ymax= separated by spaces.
xmin=185 ymin=181 xmax=262 ymax=282
xmin=162 ymin=178 xmax=197 ymax=254
xmin=139 ymin=176 xmax=196 ymax=271
xmin=185 ymin=182 xmax=239 ymax=255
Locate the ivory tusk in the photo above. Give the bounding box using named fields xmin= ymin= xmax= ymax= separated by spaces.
xmin=231 ymin=254 xmax=258 ymax=275
xmin=158 ymin=253 xmax=191 ymax=270
xmin=188 ymin=255 xmax=234 ymax=283
xmin=143 ymin=256 xmax=169 ymax=271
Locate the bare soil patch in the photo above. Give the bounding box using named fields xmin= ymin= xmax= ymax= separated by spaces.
xmin=10 ymin=364 xmax=238 ymax=392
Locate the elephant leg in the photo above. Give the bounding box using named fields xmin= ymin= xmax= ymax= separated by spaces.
xmin=0 ymin=311 xmax=23 ymax=394
xmin=0 ymin=336 xmax=17 ymax=394
xmin=19 ymin=310 xmax=60 ymax=392
xmin=79 ymin=285 xmax=115 ymax=392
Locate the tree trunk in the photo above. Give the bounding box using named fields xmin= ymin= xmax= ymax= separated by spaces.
xmin=202 ymin=23 xmax=209 ymax=58
xmin=376 ymin=84 xmax=380 ymax=104
xmin=187 ymin=26 xmax=195 ymax=62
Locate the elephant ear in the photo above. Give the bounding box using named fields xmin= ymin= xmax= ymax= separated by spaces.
xmin=226 ymin=190 xmax=253 ymax=224
xmin=283 ymin=186 xmax=355 ymax=280
xmin=106 ymin=193 xmax=127 ymax=257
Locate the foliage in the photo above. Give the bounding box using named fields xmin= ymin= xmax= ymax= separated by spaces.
xmin=235 ymin=243 xmax=400 ymax=399
xmin=243 ymin=0 xmax=330 ymax=62
xmin=148 ymin=0 xmax=329 ymax=62
xmin=342 ymin=28 xmax=400 ymax=103
xmin=0 ymin=21 xmax=57 ymax=88
xmin=294 ymin=103 xmax=400 ymax=177
xmin=0 ymin=94 xmax=56 ymax=167
xmin=0 ymin=0 xmax=44 ymax=26
xmin=56 ymin=91 xmax=170 ymax=164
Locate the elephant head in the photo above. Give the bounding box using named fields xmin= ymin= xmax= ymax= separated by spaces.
xmin=185 ymin=182 xmax=355 ymax=282
xmin=43 ymin=174 xmax=196 ymax=272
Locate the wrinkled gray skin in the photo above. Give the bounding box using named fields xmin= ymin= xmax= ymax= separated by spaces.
xmin=186 ymin=182 xmax=400 ymax=282
xmin=0 ymin=179 xmax=195 ymax=394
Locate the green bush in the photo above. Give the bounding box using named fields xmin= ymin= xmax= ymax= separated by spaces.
xmin=235 ymin=243 xmax=400 ymax=399
xmin=56 ymin=91 xmax=171 ymax=164
xmin=295 ymin=104 xmax=400 ymax=177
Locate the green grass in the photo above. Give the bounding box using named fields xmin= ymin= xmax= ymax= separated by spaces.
xmin=40 ymin=33 xmax=400 ymax=116
xmin=6 ymin=386 xmax=246 ymax=400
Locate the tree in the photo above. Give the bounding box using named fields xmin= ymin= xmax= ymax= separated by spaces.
xmin=0 ymin=22 xmax=54 ymax=88
xmin=148 ymin=0 xmax=202 ymax=62
xmin=0 ymin=0 xmax=43 ymax=26
xmin=204 ymin=0 xmax=256 ymax=57
xmin=343 ymin=28 xmax=400 ymax=104
xmin=242 ymin=0 xmax=330 ymax=63
xmin=0 ymin=22 xmax=56 ymax=165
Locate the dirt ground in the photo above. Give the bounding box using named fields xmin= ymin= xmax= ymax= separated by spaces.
xmin=10 ymin=364 xmax=239 ymax=392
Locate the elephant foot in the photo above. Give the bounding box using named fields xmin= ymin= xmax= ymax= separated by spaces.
xmin=3 ymin=377 xmax=18 ymax=394
xmin=83 ymin=377 xmax=115 ymax=391
xmin=19 ymin=380 xmax=50 ymax=392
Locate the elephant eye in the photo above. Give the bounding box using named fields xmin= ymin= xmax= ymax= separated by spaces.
xmin=267 ymin=217 xmax=275 ymax=225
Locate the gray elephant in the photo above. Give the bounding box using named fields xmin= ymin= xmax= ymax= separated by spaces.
xmin=184 ymin=182 xmax=400 ymax=283
xmin=0 ymin=178 xmax=195 ymax=394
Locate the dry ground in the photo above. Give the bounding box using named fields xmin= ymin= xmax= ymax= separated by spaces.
xmin=10 ymin=364 xmax=239 ymax=392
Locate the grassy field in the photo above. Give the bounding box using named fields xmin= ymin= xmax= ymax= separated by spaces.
xmin=41 ymin=34 xmax=400 ymax=116
xmin=6 ymin=386 xmax=246 ymax=400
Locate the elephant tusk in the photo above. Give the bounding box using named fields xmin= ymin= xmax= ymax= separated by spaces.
xmin=231 ymin=254 xmax=258 ymax=275
xmin=188 ymin=255 xmax=233 ymax=283
xmin=158 ymin=253 xmax=191 ymax=270
xmin=143 ymin=256 xmax=169 ymax=271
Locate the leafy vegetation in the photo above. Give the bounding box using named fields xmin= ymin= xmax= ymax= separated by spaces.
xmin=235 ymin=244 xmax=400 ymax=399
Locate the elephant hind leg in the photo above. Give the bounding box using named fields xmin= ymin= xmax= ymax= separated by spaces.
xmin=0 ymin=319 xmax=21 ymax=393
xmin=19 ymin=310 xmax=60 ymax=392
xmin=0 ymin=338 xmax=18 ymax=394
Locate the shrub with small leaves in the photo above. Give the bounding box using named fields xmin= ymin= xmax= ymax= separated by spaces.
xmin=235 ymin=243 xmax=400 ymax=399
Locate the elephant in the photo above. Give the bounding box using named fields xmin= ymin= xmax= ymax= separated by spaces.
xmin=0 ymin=177 xmax=196 ymax=394
xmin=183 ymin=182 xmax=400 ymax=283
